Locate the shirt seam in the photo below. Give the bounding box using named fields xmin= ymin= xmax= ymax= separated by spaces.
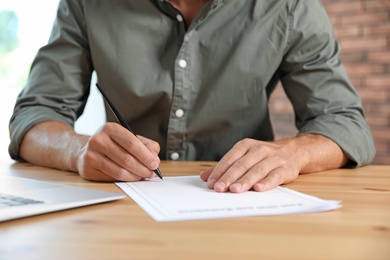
xmin=285 ymin=0 xmax=300 ymax=54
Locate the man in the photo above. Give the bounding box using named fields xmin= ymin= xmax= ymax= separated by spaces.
xmin=9 ymin=0 xmax=375 ymax=193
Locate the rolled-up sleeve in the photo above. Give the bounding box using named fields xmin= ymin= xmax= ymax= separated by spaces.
xmin=280 ymin=0 xmax=376 ymax=166
xmin=8 ymin=0 xmax=93 ymax=160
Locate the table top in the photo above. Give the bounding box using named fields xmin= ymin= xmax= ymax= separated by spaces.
xmin=0 ymin=159 xmax=389 ymax=260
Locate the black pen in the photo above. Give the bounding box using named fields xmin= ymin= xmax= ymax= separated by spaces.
xmin=95 ymin=83 xmax=163 ymax=180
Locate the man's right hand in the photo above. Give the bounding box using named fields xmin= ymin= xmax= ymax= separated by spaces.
xmin=77 ymin=122 xmax=160 ymax=181
xmin=20 ymin=121 xmax=161 ymax=182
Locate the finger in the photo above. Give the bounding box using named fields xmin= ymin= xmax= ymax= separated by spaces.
xmin=228 ymin=157 xmax=279 ymax=193
xmin=253 ymin=168 xmax=286 ymax=192
xmin=206 ymin=140 xmax=250 ymax=190
xmin=137 ymin=135 xmax=161 ymax=159
xmin=89 ymin=128 xmax=155 ymax=179
xmin=80 ymin=154 xmax=116 ymax=182
xmin=137 ymin=135 xmax=160 ymax=153
xmin=109 ymin=125 xmax=160 ymax=171
xmin=212 ymin=153 xmax=261 ymax=192
xmin=111 ymin=147 xmax=156 ymax=179
xmin=81 ymin=150 xmax=147 ymax=182
xmin=211 ymin=140 xmax=272 ymax=192
xmin=200 ymin=167 xmax=214 ymax=182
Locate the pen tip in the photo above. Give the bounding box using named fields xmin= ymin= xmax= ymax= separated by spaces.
xmin=154 ymin=168 xmax=163 ymax=180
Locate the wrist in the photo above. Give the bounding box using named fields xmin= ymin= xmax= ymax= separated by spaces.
xmin=274 ymin=136 xmax=308 ymax=173
xmin=275 ymin=134 xmax=347 ymax=173
xmin=67 ymin=132 xmax=90 ymax=173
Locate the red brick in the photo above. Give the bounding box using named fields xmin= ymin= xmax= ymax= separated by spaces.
xmin=363 ymin=24 xmax=390 ymax=36
xmin=373 ymin=129 xmax=390 ymax=140
xmin=357 ymin=89 xmax=389 ymax=101
xmin=368 ymin=51 xmax=390 ymax=63
xmin=324 ymin=1 xmax=364 ymax=14
xmin=344 ymin=63 xmax=386 ymax=76
xmin=364 ymin=103 xmax=390 ymax=114
xmin=334 ymin=25 xmax=362 ymax=38
xmin=374 ymin=143 xmax=388 ymax=154
xmin=340 ymin=12 xmax=389 ymax=25
xmin=364 ymin=0 xmax=390 ymax=10
xmin=373 ymin=157 xmax=389 ymax=165
xmin=349 ymin=77 xmax=364 ymax=89
xmin=340 ymin=37 xmax=387 ymax=52
xmin=366 ymin=116 xmax=390 ymax=127
xmin=340 ymin=51 xmax=367 ymax=63
xmin=328 ymin=15 xmax=341 ymax=27
xmin=366 ymin=76 xmax=390 ymax=88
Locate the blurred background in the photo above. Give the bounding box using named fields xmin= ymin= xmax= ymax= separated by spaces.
xmin=0 ymin=0 xmax=388 ymax=164
xmin=0 ymin=0 xmax=104 ymax=161
xmin=0 ymin=0 xmax=58 ymax=160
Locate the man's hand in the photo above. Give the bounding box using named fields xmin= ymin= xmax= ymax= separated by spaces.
xmin=20 ymin=121 xmax=161 ymax=182
xmin=200 ymin=134 xmax=348 ymax=193
xmin=77 ymin=123 xmax=160 ymax=181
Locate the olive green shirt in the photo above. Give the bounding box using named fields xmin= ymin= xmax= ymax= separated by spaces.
xmin=9 ymin=0 xmax=376 ymax=165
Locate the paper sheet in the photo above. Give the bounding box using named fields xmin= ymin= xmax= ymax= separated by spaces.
xmin=116 ymin=176 xmax=341 ymax=222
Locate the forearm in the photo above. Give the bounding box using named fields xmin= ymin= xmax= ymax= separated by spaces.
xmin=19 ymin=121 xmax=89 ymax=172
xmin=277 ymin=134 xmax=349 ymax=174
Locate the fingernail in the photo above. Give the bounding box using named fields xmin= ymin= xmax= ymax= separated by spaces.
xmin=214 ymin=182 xmax=227 ymax=192
xmin=256 ymin=183 xmax=265 ymax=191
xmin=207 ymin=178 xmax=216 ymax=188
xmin=150 ymin=161 xmax=158 ymax=170
xmin=230 ymin=183 xmax=242 ymax=193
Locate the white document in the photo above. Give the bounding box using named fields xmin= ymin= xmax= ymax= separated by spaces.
xmin=116 ymin=176 xmax=341 ymax=222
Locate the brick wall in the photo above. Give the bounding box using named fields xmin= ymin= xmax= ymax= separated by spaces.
xmin=268 ymin=0 xmax=390 ymax=165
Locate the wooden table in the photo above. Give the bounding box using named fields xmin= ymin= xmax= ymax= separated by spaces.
xmin=0 ymin=159 xmax=389 ymax=260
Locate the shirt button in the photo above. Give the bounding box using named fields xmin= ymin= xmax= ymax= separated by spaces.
xmin=176 ymin=14 xmax=184 ymax=22
xmin=178 ymin=59 xmax=187 ymax=68
xmin=170 ymin=152 xmax=180 ymax=160
xmin=175 ymin=109 xmax=184 ymax=118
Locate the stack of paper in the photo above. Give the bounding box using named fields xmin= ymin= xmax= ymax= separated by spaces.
xmin=116 ymin=176 xmax=341 ymax=222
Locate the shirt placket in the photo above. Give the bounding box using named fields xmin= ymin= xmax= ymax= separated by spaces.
xmin=166 ymin=9 xmax=189 ymax=160
xmin=161 ymin=0 xmax=222 ymax=160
